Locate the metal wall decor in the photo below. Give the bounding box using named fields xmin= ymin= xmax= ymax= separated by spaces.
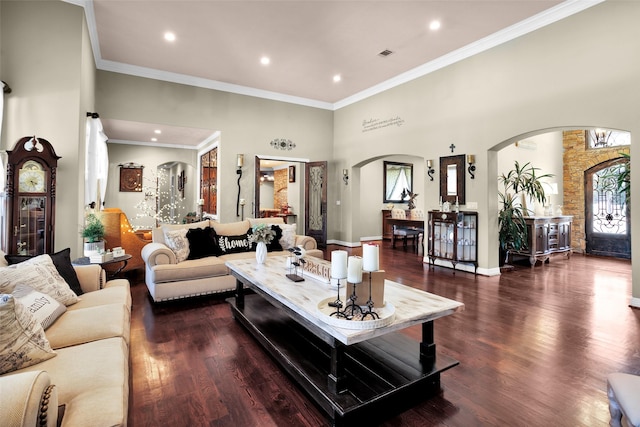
xmin=270 ymin=138 xmax=296 ymax=150
xmin=119 ymin=163 xmax=144 ymax=192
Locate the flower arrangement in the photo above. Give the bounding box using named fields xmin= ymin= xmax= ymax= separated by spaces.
xmin=248 ymin=223 xmax=275 ymax=244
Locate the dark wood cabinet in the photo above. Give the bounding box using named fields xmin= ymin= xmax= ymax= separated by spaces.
xmin=427 ymin=210 xmax=478 ymax=273
xmin=200 ymin=148 xmax=217 ymax=216
xmin=511 ymin=216 xmax=573 ymax=265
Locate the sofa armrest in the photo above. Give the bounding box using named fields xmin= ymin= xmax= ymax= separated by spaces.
xmin=0 ymin=371 xmax=58 ymax=427
xmin=295 ymin=235 xmax=317 ymax=251
xmin=73 ymin=264 xmax=105 ymax=293
xmin=141 ymin=242 xmax=177 ymax=267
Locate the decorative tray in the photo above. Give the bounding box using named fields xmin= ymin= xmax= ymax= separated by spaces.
xmin=316 ymin=297 xmax=395 ymax=330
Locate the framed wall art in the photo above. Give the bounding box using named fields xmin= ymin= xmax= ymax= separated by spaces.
xmin=119 ymin=166 xmax=143 ymax=192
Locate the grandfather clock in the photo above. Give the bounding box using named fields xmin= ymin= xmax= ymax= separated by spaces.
xmin=6 ymin=136 xmax=60 ymax=255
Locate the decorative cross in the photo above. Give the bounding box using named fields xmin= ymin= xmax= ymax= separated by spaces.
xmin=449 ymin=143 xmax=456 ymax=153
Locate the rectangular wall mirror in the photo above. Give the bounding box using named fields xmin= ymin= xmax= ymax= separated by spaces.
xmin=440 ymin=155 xmax=466 ymax=205
xmin=383 ymin=161 xmax=413 ymax=203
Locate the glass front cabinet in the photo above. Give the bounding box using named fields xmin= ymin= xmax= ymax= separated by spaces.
xmin=428 ymin=210 xmax=478 ymax=273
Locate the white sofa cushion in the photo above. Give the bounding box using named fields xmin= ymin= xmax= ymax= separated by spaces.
xmin=0 ymin=294 xmax=56 ymax=375
xmin=46 ymin=303 xmax=131 ymax=349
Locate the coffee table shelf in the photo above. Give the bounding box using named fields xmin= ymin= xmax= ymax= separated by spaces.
xmin=229 ymin=295 xmax=459 ymax=425
xmin=225 ymin=256 xmax=464 ymax=426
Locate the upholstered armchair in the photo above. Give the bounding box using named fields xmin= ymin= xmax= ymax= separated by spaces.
xmin=391 ymin=208 xmax=407 ymax=219
xmin=101 ymin=208 xmax=151 ymax=273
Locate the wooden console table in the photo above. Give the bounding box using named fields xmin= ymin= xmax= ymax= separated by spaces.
xmin=226 ymin=256 xmax=464 ymax=426
xmin=510 ymin=216 xmax=573 ymax=265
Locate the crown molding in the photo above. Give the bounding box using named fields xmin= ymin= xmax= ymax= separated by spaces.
xmin=70 ymin=0 xmax=603 ymax=111
xmin=107 ymin=138 xmax=200 ymax=150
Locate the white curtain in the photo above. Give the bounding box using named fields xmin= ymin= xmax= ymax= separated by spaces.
xmin=85 ymin=117 xmax=109 ymax=209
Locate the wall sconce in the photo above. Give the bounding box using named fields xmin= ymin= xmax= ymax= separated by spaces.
xmin=236 ymin=154 xmax=244 ymax=216
xmin=426 ymin=160 xmax=435 ymax=181
xmin=467 ymin=154 xmax=476 ymax=179
xmin=343 ymin=169 xmax=349 ymax=185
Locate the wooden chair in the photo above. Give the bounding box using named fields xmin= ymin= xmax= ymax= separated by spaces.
xmin=392 ymin=224 xmax=421 ymax=251
xmin=101 ymin=208 xmax=151 ymax=273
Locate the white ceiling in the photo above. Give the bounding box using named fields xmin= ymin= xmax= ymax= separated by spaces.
xmin=74 ymin=0 xmax=601 ymax=147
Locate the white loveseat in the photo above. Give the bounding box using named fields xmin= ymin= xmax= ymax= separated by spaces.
xmin=141 ymin=217 xmax=323 ymax=302
xmin=0 ymin=250 xmax=131 ymax=427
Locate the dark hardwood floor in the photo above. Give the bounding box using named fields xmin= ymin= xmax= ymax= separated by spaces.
xmin=127 ymin=242 xmax=639 ymax=426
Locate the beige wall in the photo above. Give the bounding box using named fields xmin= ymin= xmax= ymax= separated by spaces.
xmin=2 ymin=1 xmax=639 ymax=305
xmin=333 ymin=0 xmax=640 ymax=286
xmin=96 ymin=71 xmax=334 ymax=224
xmin=1 ymin=1 xmax=94 ymax=258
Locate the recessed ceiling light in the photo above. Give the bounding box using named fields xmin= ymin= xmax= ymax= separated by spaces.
xmin=260 ymin=56 xmax=270 ymax=65
xmin=154 ymin=129 xmax=162 ymax=134
xmin=429 ymin=20 xmax=441 ymax=31
xmin=333 ymin=74 xmax=341 ymax=83
xmin=164 ymin=32 xmax=176 ymax=42
xmin=151 ymin=137 xmax=158 ymax=142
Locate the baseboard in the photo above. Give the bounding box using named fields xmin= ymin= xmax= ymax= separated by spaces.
xmin=629 ymin=297 xmax=640 ymax=309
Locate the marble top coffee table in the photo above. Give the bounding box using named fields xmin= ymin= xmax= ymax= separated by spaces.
xmin=226 ymin=255 xmax=464 ymax=426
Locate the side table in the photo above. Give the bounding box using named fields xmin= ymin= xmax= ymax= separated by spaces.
xmin=72 ymin=254 xmax=132 ymax=279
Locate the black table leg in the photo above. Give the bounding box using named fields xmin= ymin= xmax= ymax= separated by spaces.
xmin=235 ymin=278 xmax=244 ymax=309
xmin=420 ymin=321 xmax=436 ymax=369
xmin=328 ymin=341 xmax=347 ymax=394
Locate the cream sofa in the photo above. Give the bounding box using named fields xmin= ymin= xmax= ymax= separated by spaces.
xmin=0 ymin=251 xmax=131 ymax=427
xmin=141 ymin=217 xmax=323 ymax=302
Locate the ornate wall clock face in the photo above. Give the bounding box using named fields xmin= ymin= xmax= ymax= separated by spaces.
xmin=18 ymin=160 xmax=46 ymax=193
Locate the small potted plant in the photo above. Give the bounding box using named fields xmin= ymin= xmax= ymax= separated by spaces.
xmin=82 ymin=213 xmax=106 ymax=256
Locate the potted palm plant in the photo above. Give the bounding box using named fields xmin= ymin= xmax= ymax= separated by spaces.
xmin=498 ymin=161 xmax=553 ymax=266
xmin=82 ymin=213 xmax=106 ymax=256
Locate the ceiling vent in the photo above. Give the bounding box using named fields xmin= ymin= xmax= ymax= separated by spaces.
xmin=378 ymin=49 xmax=394 ymax=57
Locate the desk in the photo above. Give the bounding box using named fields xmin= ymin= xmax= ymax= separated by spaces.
xmin=72 ymin=254 xmax=132 ymax=279
xmin=381 ymin=209 xmax=424 ymax=240
xmin=226 ymin=256 xmax=463 ymax=426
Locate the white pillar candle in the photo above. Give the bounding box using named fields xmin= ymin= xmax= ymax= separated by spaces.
xmin=331 ymin=250 xmax=348 ymax=279
xmin=347 ymin=256 xmax=363 ymax=284
xmin=362 ymin=244 xmax=379 ymax=272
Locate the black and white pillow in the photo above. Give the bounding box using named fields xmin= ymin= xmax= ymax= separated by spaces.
xmin=5 ymin=248 xmax=84 ymax=295
xmin=216 ymin=231 xmax=251 ymax=255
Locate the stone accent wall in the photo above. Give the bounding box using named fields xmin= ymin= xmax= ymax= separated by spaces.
xmin=562 ymin=130 xmax=630 ymax=252
xmin=274 ymin=169 xmax=288 ymax=210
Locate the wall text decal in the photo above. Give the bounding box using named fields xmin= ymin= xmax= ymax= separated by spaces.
xmin=362 ymin=116 xmax=405 ymax=133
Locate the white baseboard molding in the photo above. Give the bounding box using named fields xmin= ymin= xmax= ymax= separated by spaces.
xmin=422 ymin=257 xmax=499 ymax=276
xmin=629 ymin=297 xmax=640 ymax=309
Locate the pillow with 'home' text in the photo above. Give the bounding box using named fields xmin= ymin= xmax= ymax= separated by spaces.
xmin=216 ymin=231 xmax=251 ymax=255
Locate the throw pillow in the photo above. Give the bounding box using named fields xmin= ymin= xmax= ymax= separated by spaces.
xmin=0 ymin=294 xmax=56 ymax=375
xmin=163 ymin=228 xmax=190 ymax=262
xmin=216 ymin=231 xmax=251 ymax=255
xmin=5 ymin=248 xmax=84 ymax=295
xmin=267 ymin=225 xmax=283 ymax=252
xmin=279 ymin=224 xmax=297 ymax=249
xmin=0 ymin=255 xmax=79 ymax=306
xmin=186 ymin=226 xmax=221 ymax=260
xmin=12 ymin=284 xmax=67 ymax=330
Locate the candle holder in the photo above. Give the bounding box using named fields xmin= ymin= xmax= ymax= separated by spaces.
xmin=286 ymin=247 xmax=305 ymax=282
xmin=361 ymin=271 xmax=380 ymax=320
xmin=328 ymin=278 xmax=349 ymax=319
xmin=343 ymin=280 xmax=364 ymax=319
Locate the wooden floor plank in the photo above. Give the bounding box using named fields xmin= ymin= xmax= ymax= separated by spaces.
xmin=127 ymin=243 xmax=639 ymax=426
